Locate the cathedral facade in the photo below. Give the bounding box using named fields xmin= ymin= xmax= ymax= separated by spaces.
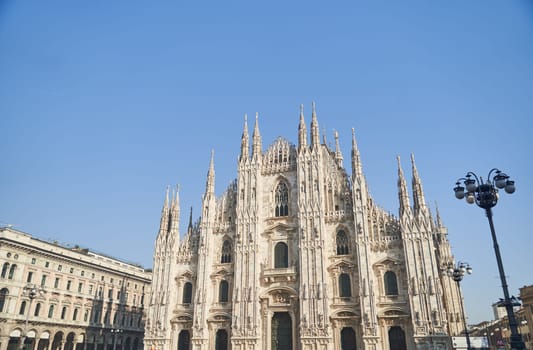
xmin=145 ymin=104 xmax=464 ymax=350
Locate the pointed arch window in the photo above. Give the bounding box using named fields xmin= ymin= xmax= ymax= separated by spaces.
xmin=274 ymin=242 xmax=289 ymax=268
xmin=339 ymin=273 xmax=352 ymax=298
xmin=336 ymin=230 xmax=349 ymax=255
xmin=221 ymin=240 xmax=232 ymax=263
xmin=182 ymin=282 xmax=193 ymax=304
xmin=384 ymin=271 xmax=399 ymax=296
xmin=275 ymin=182 xmax=289 ymax=217
xmin=219 ymin=280 xmax=229 ymax=303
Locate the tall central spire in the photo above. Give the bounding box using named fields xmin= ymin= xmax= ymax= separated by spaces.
xmin=351 ymin=128 xmax=363 ymax=178
xmin=240 ymin=114 xmax=249 ymax=162
xmin=205 ymin=150 xmax=215 ymax=195
xmin=411 ymin=153 xmax=428 ymax=216
xmin=252 ymin=112 xmax=262 ymax=160
xmin=298 ymin=104 xmax=307 ymax=150
xmin=397 ymin=155 xmax=411 ymax=217
xmin=310 ymin=102 xmax=320 ymax=149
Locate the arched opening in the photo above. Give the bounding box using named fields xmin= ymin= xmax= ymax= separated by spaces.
xmin=220 ymin=240 xmax=232 ymax=263
xmin=132 ymin=338 xmax=139 ymax=350
xmin=177 ymin=330 xmax=190 ymax=350
xmin=339 ymin=273 xmax=352 ymax=298
xmin=219 ymin=280 xmax=229 ymax=303
xmin=215 ymin=329 xmax=228 ymax=350
xmin=34 ymin=302 xmax=41 ymax=316
xmin=341 ymin=327 xmax=356 ymax=350
xmin=182 ymin=282 xmax=192 ymax=304
xmin=8 ymin=264 xmax=17 ymax=279
xmin=274 ymin=242 xmax=288 ymax=268
xmin=384 ymin=271 xmax=398 ymax=296
xmin=8 ymin=337 xmax=19 ymax=350
xmin=1 ymin=262 xmax=9 ymax=278
xmin=0 ymin=288 xmax=8 ymax=312
xmin=336 ymin=230 xmax=349 ymax=255
xmin=271 ymin=312 xmax=292 ymax=350
xmin=51 ymin=332 xmax=64 ymax=350
xmin=388 ymin=326 xmax=407 ymax=350
xmin=274 ymin=182 xmax=289 ymax=217
xmin=37 ymin=338 xmax=50 ymax=350
xmin=65 ymin=333 xmax=76 ymax=350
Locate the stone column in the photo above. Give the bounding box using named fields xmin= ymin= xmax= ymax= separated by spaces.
xmin=0 ymin=335 xmax=10 ymax=350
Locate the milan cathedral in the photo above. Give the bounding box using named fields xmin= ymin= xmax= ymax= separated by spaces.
xmin=145 ymin=104 xmax=464 ymax=350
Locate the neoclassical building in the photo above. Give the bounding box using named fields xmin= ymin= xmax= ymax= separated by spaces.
xmin=145 ymin=104 xmax=465 ymax=350
xmin=0 ymin=227 xmax=151 ymax=350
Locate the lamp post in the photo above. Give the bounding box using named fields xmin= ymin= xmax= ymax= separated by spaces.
xmin=20 ymin=284 xmax=45 ymax=350
xmin=444 ymin=261 xmax=473 ymax=350
xmin=453 ymin=168 xmax=525 ymax=350
xmin=110 ymin=329 xmax=123 ymax=350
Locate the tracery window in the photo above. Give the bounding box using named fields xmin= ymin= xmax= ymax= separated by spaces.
xmin=221 ymin=240 xmax=232 ymax=263
xmin=219 ymin=280 xmax=229 ymax=303
xmin=275 ymin=182 xmax=289 ymax=217
xmin=336 ymin=230 xmax=349 ymax=255
xmin=274 ymin=242 xmax=289 ymax=268
xmin=339 ymin=273 xmax=352 ymax=297
xmin=384 ymin=271 xmax=399 ymax=296
xmin=182 ymin=282 xmax=193 ymax=304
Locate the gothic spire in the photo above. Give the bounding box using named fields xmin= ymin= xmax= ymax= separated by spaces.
xmin=435 ymin=202 xmax=444 ymax=228
xmin=157 ymin=186 xmax=171 ymax=238
xmin=240 ymin=114 xmax=249 ymax=162
xmin=411 ymin=153 xmax=428 ymax=216
xmin=205 ymin=150 xmax=215 ymax=195
xmin=310 ymin=101 xmax=320 ymax=149
xmin=169 ymin=185 xmax=180 ymax=238
xmin=298 ymin=104 xmax=307 ymax=150
xmin=187 ymin=206 xmax=193 ymax=234
xmin=252 ymin=112 xmax=262 ymax=159
xmin=334 ymin=130 xmax=343 ymax=165
xmin=351 ymin=128 xmax=363 ymax=178
xmin=397 ymin=155 xmax=411 ymax=217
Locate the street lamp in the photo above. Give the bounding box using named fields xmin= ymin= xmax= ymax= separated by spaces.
xmin=110 ymin=329 xmax=123 ymax=350
xmin=20 ymin=284 xmax=45 ymax=350
xmin=444 ymin=261 xmax=473 ymax=350
xmin=453 ymin=168 xmax=525 ymax=350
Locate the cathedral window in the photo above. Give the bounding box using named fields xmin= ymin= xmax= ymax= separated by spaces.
xmin=274 ymin=182 xmax=289 ymax=217
xmin=336 ymin=230 xmax=349 ymax=255
xmin=274 ymin=242 xmax=289 ymax=268
xmin=339 ymin=273 xmax=352 ymax=297
xmin=219 ymin=280 xmax=229 ymax=303
xmin=182 ymin=282 xmax=193 ymax=304
xmin=384 ymin=271 xmax=399 ymax=296
xmin=221 ymin=240 xmax=232 ymax=263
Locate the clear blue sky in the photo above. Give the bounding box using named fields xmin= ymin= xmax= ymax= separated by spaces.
xmin=1 ymin=1 xmax=532 ymax=325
